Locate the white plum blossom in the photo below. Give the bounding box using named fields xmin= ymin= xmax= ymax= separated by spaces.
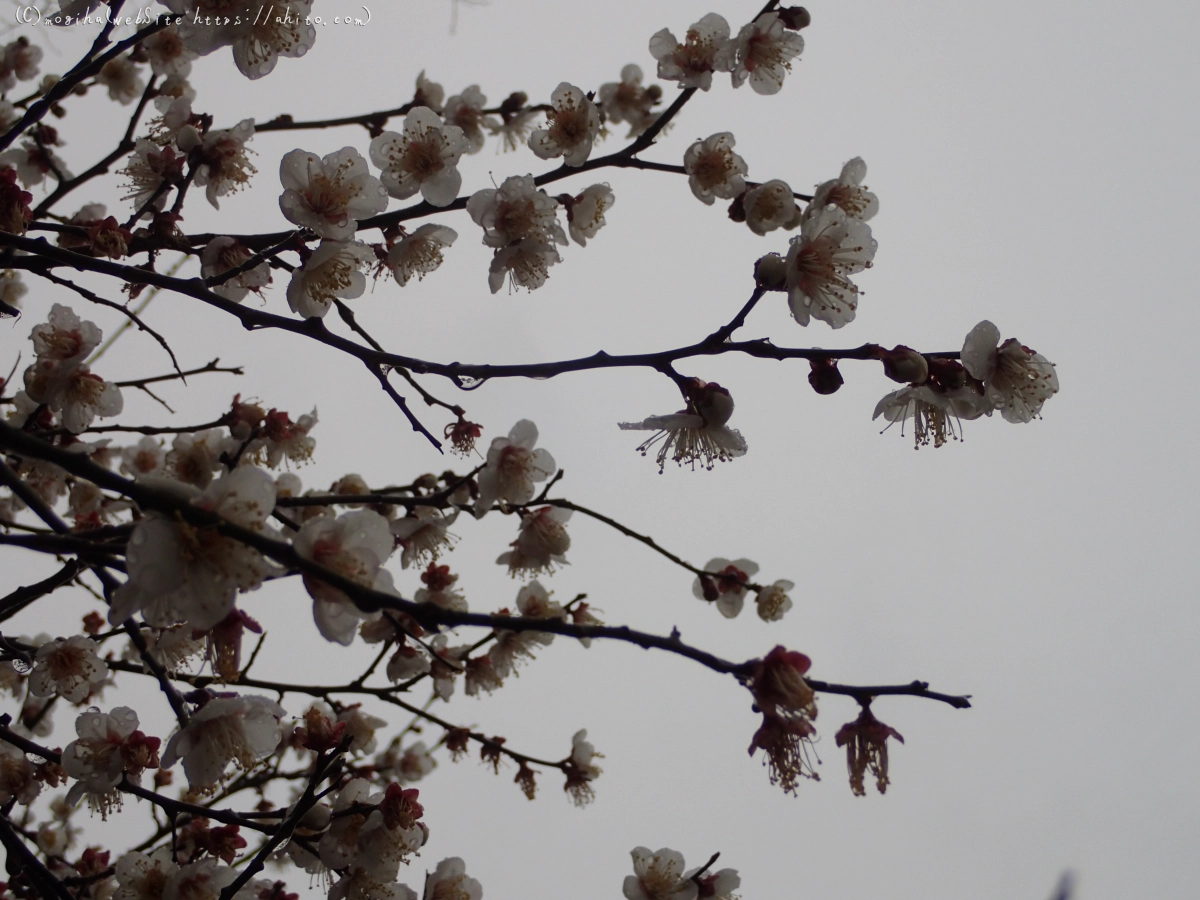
xmin=142 ymin=27 xmax=198 ymax=77
xmin=28 ymin=635 xmax=109 ymax=703
xmin=565 ymin=183 xmax=615 ymax=247
xmin=381 ymin=740 xmax=437 ymax=784
xmin=279 ymin=147 xmax=388 ymax=241
xmin=413 ymin=69 xmax=445 ymax=112
xmin=650 ymin=13 xmax=732 ymax=91
xmin=287 ymin=240 xmax=375 ymax=319
xmin=30 ymin=303 xmax=99 ymax=363
xmin=805 ymin=156 xmax=879 ymax=223
xmin=338 ymin=706 xmax=389 ymax=755
xmin=96 ymin=54 xmax=144 ymax=105
xmin=755 ymin=579 xmax=795 ymax=622
xmin=386 ymin=640 xmax=432 ymax=683
xmin=423 ymin=857 xmax=482 ymax=900
xmin=62 ymin=706 xmax=159 ymax=817
xmin=23 ymin=356 xmax=123 ymax=434
xmin=0 ymin=140 xmax=71 ymax=187
xmin=319 ymin=778 xmax=427 ymax=884
xmin=961 ymin=320 xmax=1059 ymax=423
xmin=370 ymin=107 xmax=468 ymax=207
xmin=742 ymin=178 xmax=802 ymax=236
xmin=161 ymin=692 xmax=285 ymax=790
xmin=165 ymin=0 xmax=317 ymax=80
xmin=390 ymin=506 xmax=459 ymax=569
xmin=488 ymin=237 xmax=562 ymax=293
xmin=683 ymin=132 xmax=748 ymax=205
xmin=497 ymin=506 xmax=571 ymax=577
xmin=388 ymin=223 xmax=458 ymax=285
xmin=719 ymin=11 xmax=805 ymax=94
xmin=112 ymin=849 xmax=179 ymax=900
xmin=0 ymin=744 xmax=39 ymax=806
xmin=120 ymin=139 xmax=185 ymax=215
xmin=260 ymin=407 xmax=319 ymax=468
xmin=873 ymin=383 xmax=990 ymax=449
xmin=443 ymin=85 xmax=498 ymax=154
xmin=530 ymin=83 xmax=601 ymax=167
xmin=475 ymin=419 xmax=556 ymax=515
xmin=467 ymin=174 xmax=566 ymax=248
xmin=294 ymin=509 xmax=396 ymax=645
xmin=785 ymin=203 xmax=877 ymax=328
xmin=165 ymin=428 xmax=227 ymax=488
xmin=201 ymin=236 xmax=271 ymax=303
xmin=109 ymin=466 xmax=278 ymax=630
xmin=179 ymin=118 xmax=257 ymax=209
xmin=0 ymin=38 xmax=42 ymax=93
xmin=143 ymin=624 xmax=205 ymax=675
xmin=623 ymin=847 xmax=698 ymax=900
xmin=598 ymin=64 xmax=660 ymax=137
xmin=685 ymin=867 xmax=741 ymax=900
xmin=620 ymin=380 xmax=747 ymax=472
xmin=693 ymin=557 xmax=760 ymax=619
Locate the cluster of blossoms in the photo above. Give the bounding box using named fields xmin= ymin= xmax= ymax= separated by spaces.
xmin=871 ymin=320 xmax=1059 ymax=448
xmin=18 ymin=305 xmax=123 ymax=434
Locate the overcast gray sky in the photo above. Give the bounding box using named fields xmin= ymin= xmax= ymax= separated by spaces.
xmin=3 ymin=1 xmax=1198 ymax=898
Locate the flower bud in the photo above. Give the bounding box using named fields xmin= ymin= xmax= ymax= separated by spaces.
xmin=754 ymin=253 xmax=788 ymax=291
xmin=808 ymin=358 xmax=844 ymax=395
xmin=927 ymin=358 xmax=967 ymax=390
xmin=874 ymin=344 xmax=929 ymax=385
xmin=779 ymin=7 xmax=812 ymax=30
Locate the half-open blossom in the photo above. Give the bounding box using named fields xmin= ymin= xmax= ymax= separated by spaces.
xmin=423 ymin=857 xmax=482 ymax=900
xmin=370 ymin=107 xmax=468 ymax=207
xmin=692 ymin=557 xmax=759 ymax=618
xmin=180 ymin=118 xmax=256 ymax=209
xmin=279 ymin=146 xmax=388 ymax=240
xmin=683 ymin=132 xmax=747 ymax=205
xmin=443 ymin=85 xmax=499 ymax=154
xmin=785 ymin=203 xmax=877 ymax=328
xmin=685 ymin=867 xmax=741 ymax=900
xmin=530 ymin=83 xmax=601 ymax=167
xmin=475 ymin=419 xmax=556 ymax=515
xmin=835 ymin=707 xmax=904 ymax=796
xmin=718 ymin=11 xmax=805 ymax=94
xmin=28 ymin=635 xmax=108 ymax=703
xmin=467 ymin=174 xmax=566 ymax=248
xmin=805 ymin=157 xmax=878 ymax=223
xmin=650 ymin=14 xmax=733 ymax=91
xmin=620 ymin=380 xmax=747 ymax=472
xmin=287 ymin=240 xmax=375 ymax=319
xmin=0 ymin=742 xmax=40 ymax=806
xmin=388 ymin=223 xmax=457 ymax=285
xmin=294 ymin=509 xmax=395 ymax=645
xmin=161 ymin=692 xmax=285 ymax=791
xmin=960 ymin=320 xmax=1059 ymax=423
xmin=62 ymin=706 xmax=160 ymax=818
xmin=109 ymin=466 xmax=278 ymax=630
xmin=598 ymin=64 xmax=661 ymax=138
xmin=743 ymin=178 xmax=802 ymax=236
xmin=390 ymin=506 xmax=458 ymax=569
xmin=497 ymin=506 xmax=571 ymax=576
xmin=201 ymin=236 xmax=271 ymax=303
xmin=623 ymin=847 xmax=698 ymax=900
xmin=564 ymin=183 xmax=614 ymax=247
xmin=563 ymin=728 xmax=602 ymax=806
